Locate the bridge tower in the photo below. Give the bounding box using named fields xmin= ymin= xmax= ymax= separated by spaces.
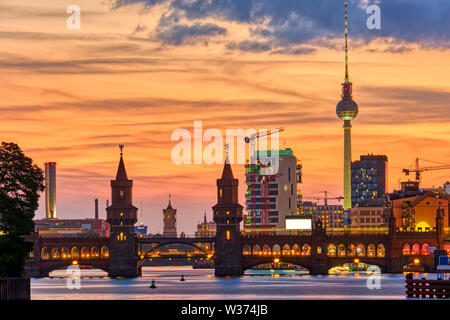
xmin=213 ymin=156 xmax=243 ymax=276
xmin=107 ymin=145 xmax=140 ymax=277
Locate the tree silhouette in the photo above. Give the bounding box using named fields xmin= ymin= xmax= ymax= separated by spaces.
xmin=0 ymin=142 xmax=44 ymax=278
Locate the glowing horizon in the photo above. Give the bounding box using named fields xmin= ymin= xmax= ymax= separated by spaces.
xmin=3 ymin=1 xmax=450 ymax=234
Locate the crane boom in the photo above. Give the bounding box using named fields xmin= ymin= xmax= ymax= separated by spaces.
xmin=244 ymin=127 xmax=285 ymax=143
xmin=402 ymin=157 xmax=450 ymax=182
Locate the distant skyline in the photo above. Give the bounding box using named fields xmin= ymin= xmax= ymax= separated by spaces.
xmin=2 ymin=1 xmax=450 ymax=234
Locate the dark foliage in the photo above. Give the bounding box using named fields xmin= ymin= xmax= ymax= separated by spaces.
xmin=0 ymin=142 xmax=44 ymax=277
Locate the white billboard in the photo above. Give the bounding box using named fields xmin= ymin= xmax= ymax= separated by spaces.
xmin=285 ymin=217 xmax=312 ymax=230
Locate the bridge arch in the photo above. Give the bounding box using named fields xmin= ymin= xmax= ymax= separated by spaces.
xmin=144 ymin=241 xmax=210 ymax=255
xmin=71 ymin=246 xmax=80 ymax=259
xmin=356 ymin=244 xmax=365 ymax=257
xmin=411 ymin=243 xmax=420 ymax=255
xmin=337 ymin=244 xmax=346 ymax=257
xmin=243 ymin=244 xmax=251 ymax=255
xmin=253 ymin=244 xmax=262 ymax=255
xmin=377 ymin=244 xmax=386 ymax=257
xmin=272 ymin=244 xmax=281 ymax=255
xmin=51 ymin=247 xmax=60 ymax=260
xmin=61 ymin=247 xmax=70 ymax=259
xmin=421 ymin=243 xmax=430 ymax=255
xmin=101 ymin=246 xmax=109 ymax=258
xmin=347 ymin=244 xmax=356 ymax=257
xmin=81 ymin=246 xmax=90 ymax=259
xmin=327 ymin=244 xmax=337 ymax=257
xmin=301 ymin=244 xmax=310 ymax=256
xmin=282 ymin=244 xmax=290 ymax=255
xmin=91 ymin=246 xmax=100 ymax=258
xmin=402 ymin=243 xmax=411 ymax=255
xmin=41 ymin=247 xmax=50 ymax=260
xmin=292 ymin=244 xmax=300 ymax=255
xmin=262 ymin=244 xmax=271 ymax=255
xmin=367 ymin=244 xmax=376 ymax=258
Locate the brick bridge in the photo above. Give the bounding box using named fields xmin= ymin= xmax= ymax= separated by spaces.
xmin=26 ymin=150 xmax=448 ymax=277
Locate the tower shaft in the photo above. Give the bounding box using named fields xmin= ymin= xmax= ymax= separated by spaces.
xmin=343 ymin=120 xmax=352 ymax=210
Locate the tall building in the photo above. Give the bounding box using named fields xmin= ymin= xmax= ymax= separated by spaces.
xmin=351 ymin=154 xmax=388 ymax=207
xmin=336 ymin=1 xmax=358 ymax=210
xmin=44 ymin=162 xmax=57 ymax=219
xmin=163 ymin=195 xmax=177 ymax=237
xmin=244 ymin=148 xmax=301 ymax=231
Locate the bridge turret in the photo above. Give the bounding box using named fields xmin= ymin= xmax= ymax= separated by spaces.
xmin=106 ymin=145 xmax=140 ymax=278
xmin=212 ymin=157 xmax=243 ymax=276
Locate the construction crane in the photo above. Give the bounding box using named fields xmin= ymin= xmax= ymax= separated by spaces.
xmin=244 ymin=127 xmax=284 ymax=165
xmin=244 ymin=127 xmax=285 ymax=144
xmin=303 ymin=191 xmax=344 ymax=206
xmin=402 ymin=158 xmax=450 ymax=183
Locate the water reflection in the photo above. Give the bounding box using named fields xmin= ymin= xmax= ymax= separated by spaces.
xmin=31 ymin=266 xmax=409 ymax=300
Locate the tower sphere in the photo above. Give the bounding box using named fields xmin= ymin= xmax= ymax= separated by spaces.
xmin=336 ymin=97 xmax=358 ymax=121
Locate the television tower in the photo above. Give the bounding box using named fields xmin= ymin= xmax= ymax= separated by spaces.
xmin=336 ymin=1 xmax=358 ymax=210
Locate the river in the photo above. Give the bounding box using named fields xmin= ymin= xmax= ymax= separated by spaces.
xmin=28 ymin=266 xmax=420 ymax=300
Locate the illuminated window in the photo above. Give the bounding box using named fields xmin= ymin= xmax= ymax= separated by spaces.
xmin=226 ymin=230 xmax=230 ymax=241
xmin=118 ymin=232 xmax=127 ymax=241
xmin=422 ymin=243 xmax=430 ymax=255
xmin=327 ymin=244 xmax=336 ymax=257
xmin=403 ymin=243 xmax=410 ymax=255
xmin=120 ymin=190 xmax=124 ymax=200
xmin=377 ymin=244 xmax=385 ymax=258
xmin=219 ymin=189 xmax=223 ymax=197
xmin=411 ymin=243 xmax=420 ymax=255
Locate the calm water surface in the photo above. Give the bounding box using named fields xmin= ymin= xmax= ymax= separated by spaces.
xmin=31 ymin=266 xmax=414 ymax=300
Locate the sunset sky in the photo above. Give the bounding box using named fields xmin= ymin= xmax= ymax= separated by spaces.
xmin=2 ymin=0 xmax=450 ymax=234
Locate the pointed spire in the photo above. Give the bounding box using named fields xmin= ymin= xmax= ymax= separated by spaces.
xmin=204 ymin=210 xmax=207 ymax=224
xmin=166 ymin=194 xmax=173 ymax=210
xmin=221 ymin=144 xmax=234 ymax=179
xmin=115 ymin=144 xmax=128 ymax=181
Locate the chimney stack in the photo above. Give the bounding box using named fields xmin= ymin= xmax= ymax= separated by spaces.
xmin=44 ymin=162 xmax=57 ymax=219
xmin=95 ymin=198 xmax=99 ymax=219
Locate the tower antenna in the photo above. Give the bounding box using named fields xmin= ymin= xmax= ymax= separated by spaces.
xmin=344 ymin=1 xmax=350 ymax=84
xmin=119 ymin=144 xmax=124 ymax=156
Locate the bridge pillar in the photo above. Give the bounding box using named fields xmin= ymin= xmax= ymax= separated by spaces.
xmin=212 ymin=158 xmax=244 ymax=277
xmin=310 ymin=221 xmax=329 ymax=275
xmin=106 ymin=147 xmax=140 ymax=278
